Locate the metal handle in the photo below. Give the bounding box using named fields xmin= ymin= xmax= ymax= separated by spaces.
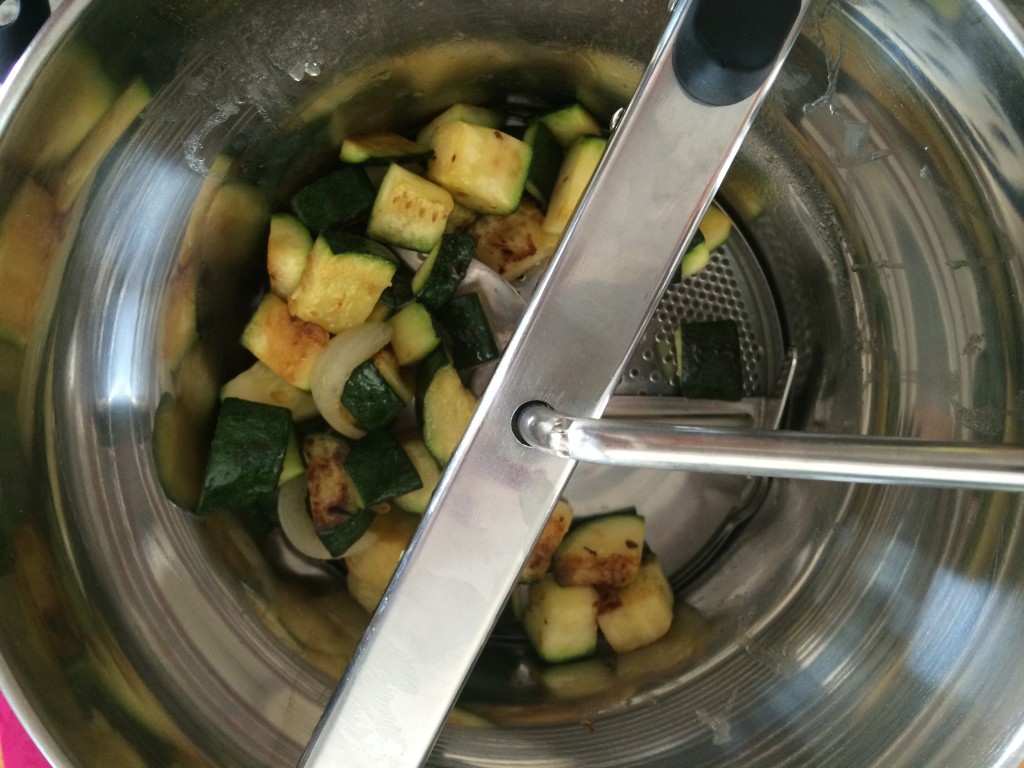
xmin=516 ymin=403 xmax=1024 ymax=492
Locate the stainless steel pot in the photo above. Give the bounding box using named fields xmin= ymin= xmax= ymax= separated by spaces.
xmin=1 ymin=0 xmax=1023 ymax=766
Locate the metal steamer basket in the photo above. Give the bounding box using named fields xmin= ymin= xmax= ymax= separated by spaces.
xmin=1 ymin=0 xmax=1023 ymax=766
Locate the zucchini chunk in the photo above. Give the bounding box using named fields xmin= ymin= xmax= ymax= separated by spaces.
xmin=436 ymin=292 xmax=499 ymax=369
xmin=597 ymin=554 xmax=675 ymax=653
xmin=674 ymin=319 xmax=744 ymax=401
xmin=241 ymin=294 xmax=330 ymax=390
xmin=367 ymin=163 xmax=454 ymax=253
xmin=469 ymin=197 xmax=558 ymax=280
xmin=152 ymin=393 xmax=208 ymax=511
xmin=220 ymin=361 xmax=319 ymax=421
xmin=412 ymin=232 xmax=475 ymax=310
xmin=520 ymin=499 xmax=573 ymax=582
xmin=196 ymin=398 xmax=292 ymax=516
xmin=279 ymin=429 xmax=305 ymax=487
xmin=536 ymin=103 xmax=603 ymax=148
xmin=267 ymin=212 xmax=312 ymax=299
xmin=303 ymin=431 xmax=362 ymax=516
xmin=388 ymin=301 xmax=442 ymax=366
xmin=344 ymin=430 xmax=423 ymax=507
xmin=418 ymin=348 xmax=478 ymax=465
xmin=340 ymin=349 xmax=413 ymax=431
xmin=523 ymin=120 xmax=564 ymax=208
xmin=393 ymin=434 xmax=442 ymax=514
xmin=288 ymin=231 xmax=398 ymax=333
xmin=698 ymin=205 xmax=732 ymax=251
xmin=346 ymin=511 xmax=420 ymax=612
xmin=379 ymin=260 xmax=415 ymax=315
xmin=522 ymin=574 xmax=599 ymax=663
xmin=340 ymin=131 xmax=431 ymax=165
xmin=542 ymin=135 xmax=607 ymax=237
xmin=552 ymin=510 xmax=645 ymax=589
xmin=678 ymin=231 xmax=710 ymax=279
xmin=416 ymin=102 xmax=505 ymax=148
xmin=427 ymin=121 xmax=532 ymax=215
xmin=290 ymin=166 xmax=376 ymax=233
xmin=302 ymin=432 xmax=378 ymax=557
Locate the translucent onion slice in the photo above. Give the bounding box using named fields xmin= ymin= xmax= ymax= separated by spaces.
xmin=277 ymin=476 xmax=333 ymax=560
xmin=310 ymin=321 xmax=393 ymax=438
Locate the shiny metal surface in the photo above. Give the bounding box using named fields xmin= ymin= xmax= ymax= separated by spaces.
xmin=0 ymin=0 xmax=1022 ymax=766
xmin=518 ymin=402 xmax=1024 ymax=490
xmin=301 ymin=1 xmax=809 ymax=764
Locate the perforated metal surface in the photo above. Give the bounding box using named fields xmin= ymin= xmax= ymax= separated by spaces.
xmin=618 ymin=208 xmax=786 ymax=397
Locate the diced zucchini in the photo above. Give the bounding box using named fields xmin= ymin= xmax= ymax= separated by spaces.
xmin=522 ymin=574 xmax=599 ymax=663
xmin=344 ymin=430 xmax=423 ymax=507
xmin=520 ymin=499 xmax=573 ymax=582
xmin=346 ymin=511 xmax=420 ymax=612
xmin=470 ymin=197 xmax=558 ymax=280
xmin=552 ymin=510 xmax=645 ymax=589
xmin=393 ymin=434 xmax=442 ymax=514
xmin=221 ymin=361 xmax=319 ymax=421
xmin=241 ymin=294 xmax=330 ymax=390
xmin=542 ymin=135 xmax=607 ymax=237
xmin=699 ymin=205 xmax=732 ymax=251
xmin=309 ymin=322 xmax=393 ymax=439
xmin=674 ymin=319 xmax=744 ymax=401
xmin=340 ymin=349 xmax=413 ymax=431
xmin=597 ymin=554 xmax=675 ymax=653
xmin=367 ymin=163 xmax=454 ymax=253
xmin=302 ymin=432 xmax=377 ymax=557
xmin=416 ymin=102 xmax=504 ymax=148
xmin=388 ymin=301 xmax=441 ymax=366
xmin=427 ymin=121 xmax=532 ymax=215
xmin=278 ymin=429 xmax=305 ymax=486
xmin=418 ymin=348 xmax=478 ymax=465
xmin=267 ymin=213 xmax=312 ymax=299
xmin=679 ymin=231 xmax=710 ymax=278
xmin=152 ymin=393 xmax=208 ymax=511
xmin=444 ymin=202 xmax=478 ymax=233
xmin=290 ymin=166 xmax=376 ymax=233
xmin=196 ymin=398 xmax=292 ymax=516
xmin=523 ymin=120 xmax=564 ymax=207
xmin=317 ymin=508 xmax=376 ymax=558
xmin=288 ymin=232 xmax=398 ymax=333
xmin=537 ymin=103 xmax=602 ymax=148
xmin=436 ymin=292 xmax=498 ymax=369
xmin=412 ymin=232 xmax=475 ymax=310
xmin=303 ymin=431 xmax=362 ymax=517
xmin=379 ymin=260 xmax=415 ymax=314
xmin=340 ymin=131 xmax=432 ymax=164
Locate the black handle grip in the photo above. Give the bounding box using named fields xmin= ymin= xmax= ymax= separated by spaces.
xmin=0 ymin=0 xmax=50 ymax=80
xmin=673 ymin=0 xmax=801 ymax=106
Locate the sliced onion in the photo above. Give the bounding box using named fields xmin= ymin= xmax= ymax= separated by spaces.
xmin=310 ymin=321 xmax=393 ymax=438
xmin=277 ymin=476 xmax=334 ymax=560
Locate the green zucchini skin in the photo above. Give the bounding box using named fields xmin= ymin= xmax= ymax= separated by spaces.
xmin=413 ymin=233 xmax=475 ymax=311
xmin=523 ymin=121 xmax=564 ymax=208
xmin=196 ymin=398 xmax=292 ymax=516
xmin=320 ymin=230 xmax=399 ymax=265
xmin=344 ymin=430 xmax=423 ymax=506
xmin=340 ymin=359 xmax=408 ymax=431
xmin=290 ymin=167 xmax=377 ymax=233
xmin=552 ymin=509 xmax=646 ymax=589
xmin=317 ymin=507 xmax=375 ymax=557
xmin=436 ymin=292 xmax=499 ymax=369
xmin=416 ymin=347 xmax=477 ymax=465
xmin=675 ymin=319 xmax=744 ymax=401
xmin=389 ymin=301 xmax=442 ymax=366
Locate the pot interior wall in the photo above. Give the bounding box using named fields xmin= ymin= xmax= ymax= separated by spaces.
xmin=0 ymin=0 xmax=1022 ymax=766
